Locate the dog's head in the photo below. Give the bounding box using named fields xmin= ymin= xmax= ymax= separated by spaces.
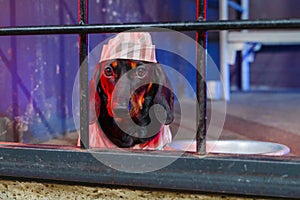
xmin=89 ymin=59 xmax=174 ymax=148
xmin=89 ymin=32 xmax=174 ymax=148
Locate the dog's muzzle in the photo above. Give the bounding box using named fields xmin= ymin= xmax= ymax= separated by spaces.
xmin=111 ymin=96 xmax=130 ymax=118
xmin=111 ymin=80 xmax=131 ymax=118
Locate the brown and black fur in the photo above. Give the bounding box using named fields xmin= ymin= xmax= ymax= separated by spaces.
xmin=90 ymin=59 xmax=174 ymax=148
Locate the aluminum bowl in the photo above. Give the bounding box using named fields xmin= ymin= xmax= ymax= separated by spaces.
xmin=167 ymin=140 xmax=290 ymax=156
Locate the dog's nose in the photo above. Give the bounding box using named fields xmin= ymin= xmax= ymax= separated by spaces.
xmin=111 ymin=97 xmax=130 ymax=118
xmin=112 ymin=107 xmax=128 ymax=118
xmin=111 ymin=78 xmax=131 ymax=118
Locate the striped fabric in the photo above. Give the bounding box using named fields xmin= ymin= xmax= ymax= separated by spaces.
xmin=100 ymin=32 xmax=157 ymax=63
xmin=78 ymin=121 xmax=172 ymax=150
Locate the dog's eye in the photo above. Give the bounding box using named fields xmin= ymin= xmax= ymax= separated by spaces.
xmin=129 ymin=61 xmax=138 ymax=69
xmin=104 ymin=66 xmax=114 ymax=77
xmin=136 ymin=66 xmax=147 ymax=79
xmin=111 ymin=61 xmax=118 ymax=68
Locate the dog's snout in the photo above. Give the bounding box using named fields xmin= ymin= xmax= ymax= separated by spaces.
xmin=111 ymin=96 xmax=130 ymax=118
xmin=112 ymin=107 xmax=129 ymax=118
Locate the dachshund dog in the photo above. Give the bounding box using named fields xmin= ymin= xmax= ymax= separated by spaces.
xmin=80 ymin=32 xmax=174 ymax=150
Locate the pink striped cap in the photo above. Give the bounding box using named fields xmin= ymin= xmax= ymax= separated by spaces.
xmin=99 ymin=32 xmax=157 ymax=63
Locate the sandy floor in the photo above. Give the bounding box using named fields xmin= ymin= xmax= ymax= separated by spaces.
xmin=0 ymin=179 xmax=270 ymax=200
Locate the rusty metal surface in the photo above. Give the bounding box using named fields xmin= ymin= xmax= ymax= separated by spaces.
xmin=78 ymin=0 xmax=89 ymax=149
xmin=1 ymin=19 xmax=300 ymax=36
xmin=0 ymin=146 xmax=299 ymax=198
xmin=196 ymin=0 xmax=207 ymax=154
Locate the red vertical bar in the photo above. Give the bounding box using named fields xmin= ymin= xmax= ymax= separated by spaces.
xmin=196 ymin=0 xmax=207 ymax=154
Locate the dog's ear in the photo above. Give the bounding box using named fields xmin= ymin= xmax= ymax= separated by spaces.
xmin=152 ymin=63 xmax=174 ymax=125
xmin=89 ymin=63 xmax=101 ymax=123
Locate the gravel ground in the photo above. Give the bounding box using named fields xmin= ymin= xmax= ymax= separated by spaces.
xmin=0 ymin=180 xmax=271 ymax=200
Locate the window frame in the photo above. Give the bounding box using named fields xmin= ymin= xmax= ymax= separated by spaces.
xmin=1 ymin=0 xmax=300 ymax=198
xmin=0 ymin=144 xmax=299 ymax=198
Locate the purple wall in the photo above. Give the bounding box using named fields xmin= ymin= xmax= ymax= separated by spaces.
xmin=0 ymin=0 xmax=78 ymax=142
xmin=0 ymin=0 xmax=199 ymax=142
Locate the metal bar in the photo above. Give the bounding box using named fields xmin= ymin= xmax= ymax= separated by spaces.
xmin=0 ymin=146 xmax=299 ymax=198
xmin=78 ymin=0 xmax=89 ymax=149
xmin=228 ymin=30 xmax=300 ymax=44
xmin=1 ymin=19 xmax=300 ymax=36
xmin=196 ymin=0 xmax=207 ymax=154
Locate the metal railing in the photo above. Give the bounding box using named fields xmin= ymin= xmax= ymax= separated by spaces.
xmin=1 ymin=19 xmax=300 ymax=35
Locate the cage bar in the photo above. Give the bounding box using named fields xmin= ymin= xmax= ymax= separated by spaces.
xmin=78 ymin=0 xmax=89 ymax=149
xmin=196 ymin=0 xmax=207 ymax=154
xmin=1 ymin=19 xmax=300 ymax=36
